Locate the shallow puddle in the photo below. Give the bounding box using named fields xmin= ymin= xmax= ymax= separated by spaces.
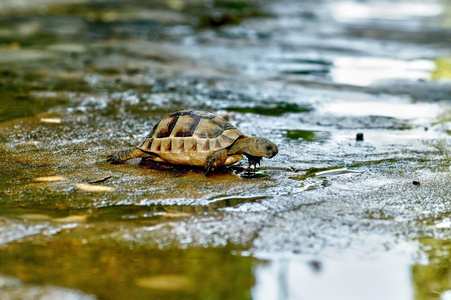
xmin=252 ymin=253 xmax=414 ymax=300
xmin=0 ymin=241 xmax=256 ymax=300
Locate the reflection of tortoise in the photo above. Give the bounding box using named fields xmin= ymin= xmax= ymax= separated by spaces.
xmin=107 ymin=110 xmax=278 ymax=174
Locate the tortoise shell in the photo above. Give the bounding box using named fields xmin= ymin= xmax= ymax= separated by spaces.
xmin=136 ymin=110 xmax=246 ymax=166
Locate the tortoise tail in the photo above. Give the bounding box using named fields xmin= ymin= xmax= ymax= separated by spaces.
xmin=107 ymin=148 xmax=144 ymax=164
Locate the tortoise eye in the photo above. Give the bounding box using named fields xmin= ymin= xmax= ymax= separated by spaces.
xmin=266 ymin=145 xmax=272 ymax=150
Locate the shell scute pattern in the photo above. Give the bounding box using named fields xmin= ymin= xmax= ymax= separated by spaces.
xmin=191 ymin=118 xmax=212 ymax=139
xmin=137 ymin=110 xmax=244 ymax=165
xmin=184 ymin=138 xmax=197 ymax=152
xmin=155 ymin=115 xmax=176 ymax=138
xmin=171 ymin=114 xmax=198 ymax=138
xmin=172 ymin=138 xmax=184 ymax=153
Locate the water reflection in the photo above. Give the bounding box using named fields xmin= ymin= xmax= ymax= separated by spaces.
xmin=318 ymin=97 xmax=441 ymax=120
xmin=331 ymin=57 xmax=434 ymax=86
xmin=252 ymin=254 xmax=413 ymax=300
xmin=331 ymin=1 xmax=442 ymax=22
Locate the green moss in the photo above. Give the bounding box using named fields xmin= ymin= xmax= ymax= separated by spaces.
xmin=51 ymin=79 xmax=92 ymax=92
xmin=193 ymin=0 xmax=273 ymax=28
xmin=227 ymin=102 xmax=312 ymax=116
xmin=414 ymin=237 xmax=451 ymax=300
xmin=431 ymin=58 xmax=451 ymax=80
xmin=284 ymin=129 xmax=330 ymax=141
xmin=0 ymin=34 xmax=58 ymax=48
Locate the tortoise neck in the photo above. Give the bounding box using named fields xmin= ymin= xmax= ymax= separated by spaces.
xmin=229 ymin=137 xmax=258 ymax=155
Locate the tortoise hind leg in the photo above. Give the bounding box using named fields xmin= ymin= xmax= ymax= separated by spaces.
xmin=205 ymin=149 xmax=228 ymax=175
xmin=107 ymin=148 xmax=145 ymax=164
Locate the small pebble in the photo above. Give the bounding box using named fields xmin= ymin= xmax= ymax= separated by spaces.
xmin=308 ymin=260 xmax=322 ymax=272
xmin=356 ymin=133 xmax=364 ymax=141
xmin=413 ymin=181 xmax=420 ymax=186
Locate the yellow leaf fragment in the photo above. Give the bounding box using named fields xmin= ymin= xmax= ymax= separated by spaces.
xmin=33 ymin=175 xmax=66 ymax=182
xmin=135 ymin=275 xmax=192 ymax=291
xmin=163 ymin=212 xmax=192 ymax=218
xmin=75 ymin=183 xmax=115 ymax=192
xmin=167 ymin=0 xmax=185 ymax=10
xmin=18 ymin=214 xmax=52 ymax=221
xmin=53 ymin=215 xmax=88 ymax=223
xmin=40 ymin=118 xmax=62 ymax=124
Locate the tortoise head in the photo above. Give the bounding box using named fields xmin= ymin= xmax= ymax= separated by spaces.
xmin=253 ymin=137 xmax=278 ymax=159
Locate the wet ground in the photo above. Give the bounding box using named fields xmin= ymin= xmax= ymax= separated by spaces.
xmin=1 ymin=0 xmax=451 ymax=299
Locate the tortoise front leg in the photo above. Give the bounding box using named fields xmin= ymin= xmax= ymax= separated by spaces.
xmin=204 ymin=149 xmax=228 ymax=175
xmin=245 ymin=154 xmax=262 ymax=174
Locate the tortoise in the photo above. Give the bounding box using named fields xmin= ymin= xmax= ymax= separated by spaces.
xmin=107 ymin=110 xmax=278 ymax=174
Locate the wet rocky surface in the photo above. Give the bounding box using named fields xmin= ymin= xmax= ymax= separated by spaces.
xmin=1 ymin=0 xmax=451 ymax=299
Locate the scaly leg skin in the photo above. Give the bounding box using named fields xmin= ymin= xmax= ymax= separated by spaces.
xmin=204 ymin=149 xmax=228 ymax=175
xmin=107 ymin=148 xmax=144 ymax=164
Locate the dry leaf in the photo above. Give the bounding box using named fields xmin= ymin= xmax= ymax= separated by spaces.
xmin=75 ymin=183 xmax=115 ymax=192
xmin=18 ymin=214 xmax=52 ymax=220
xmin=53 ymin=215 xmax=88 ymax=223
xmin=33 ymin=175 xmax=66 ymax=182
xmin=163 ymin=212 xmax=192 ymax=218
xmin=40 ymin=118 xmax=62 ymax=124
xmin=89 ymin=175 xmax=112 ymax=184
xmin=135 ymin=275 xmax=192 ymax=291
